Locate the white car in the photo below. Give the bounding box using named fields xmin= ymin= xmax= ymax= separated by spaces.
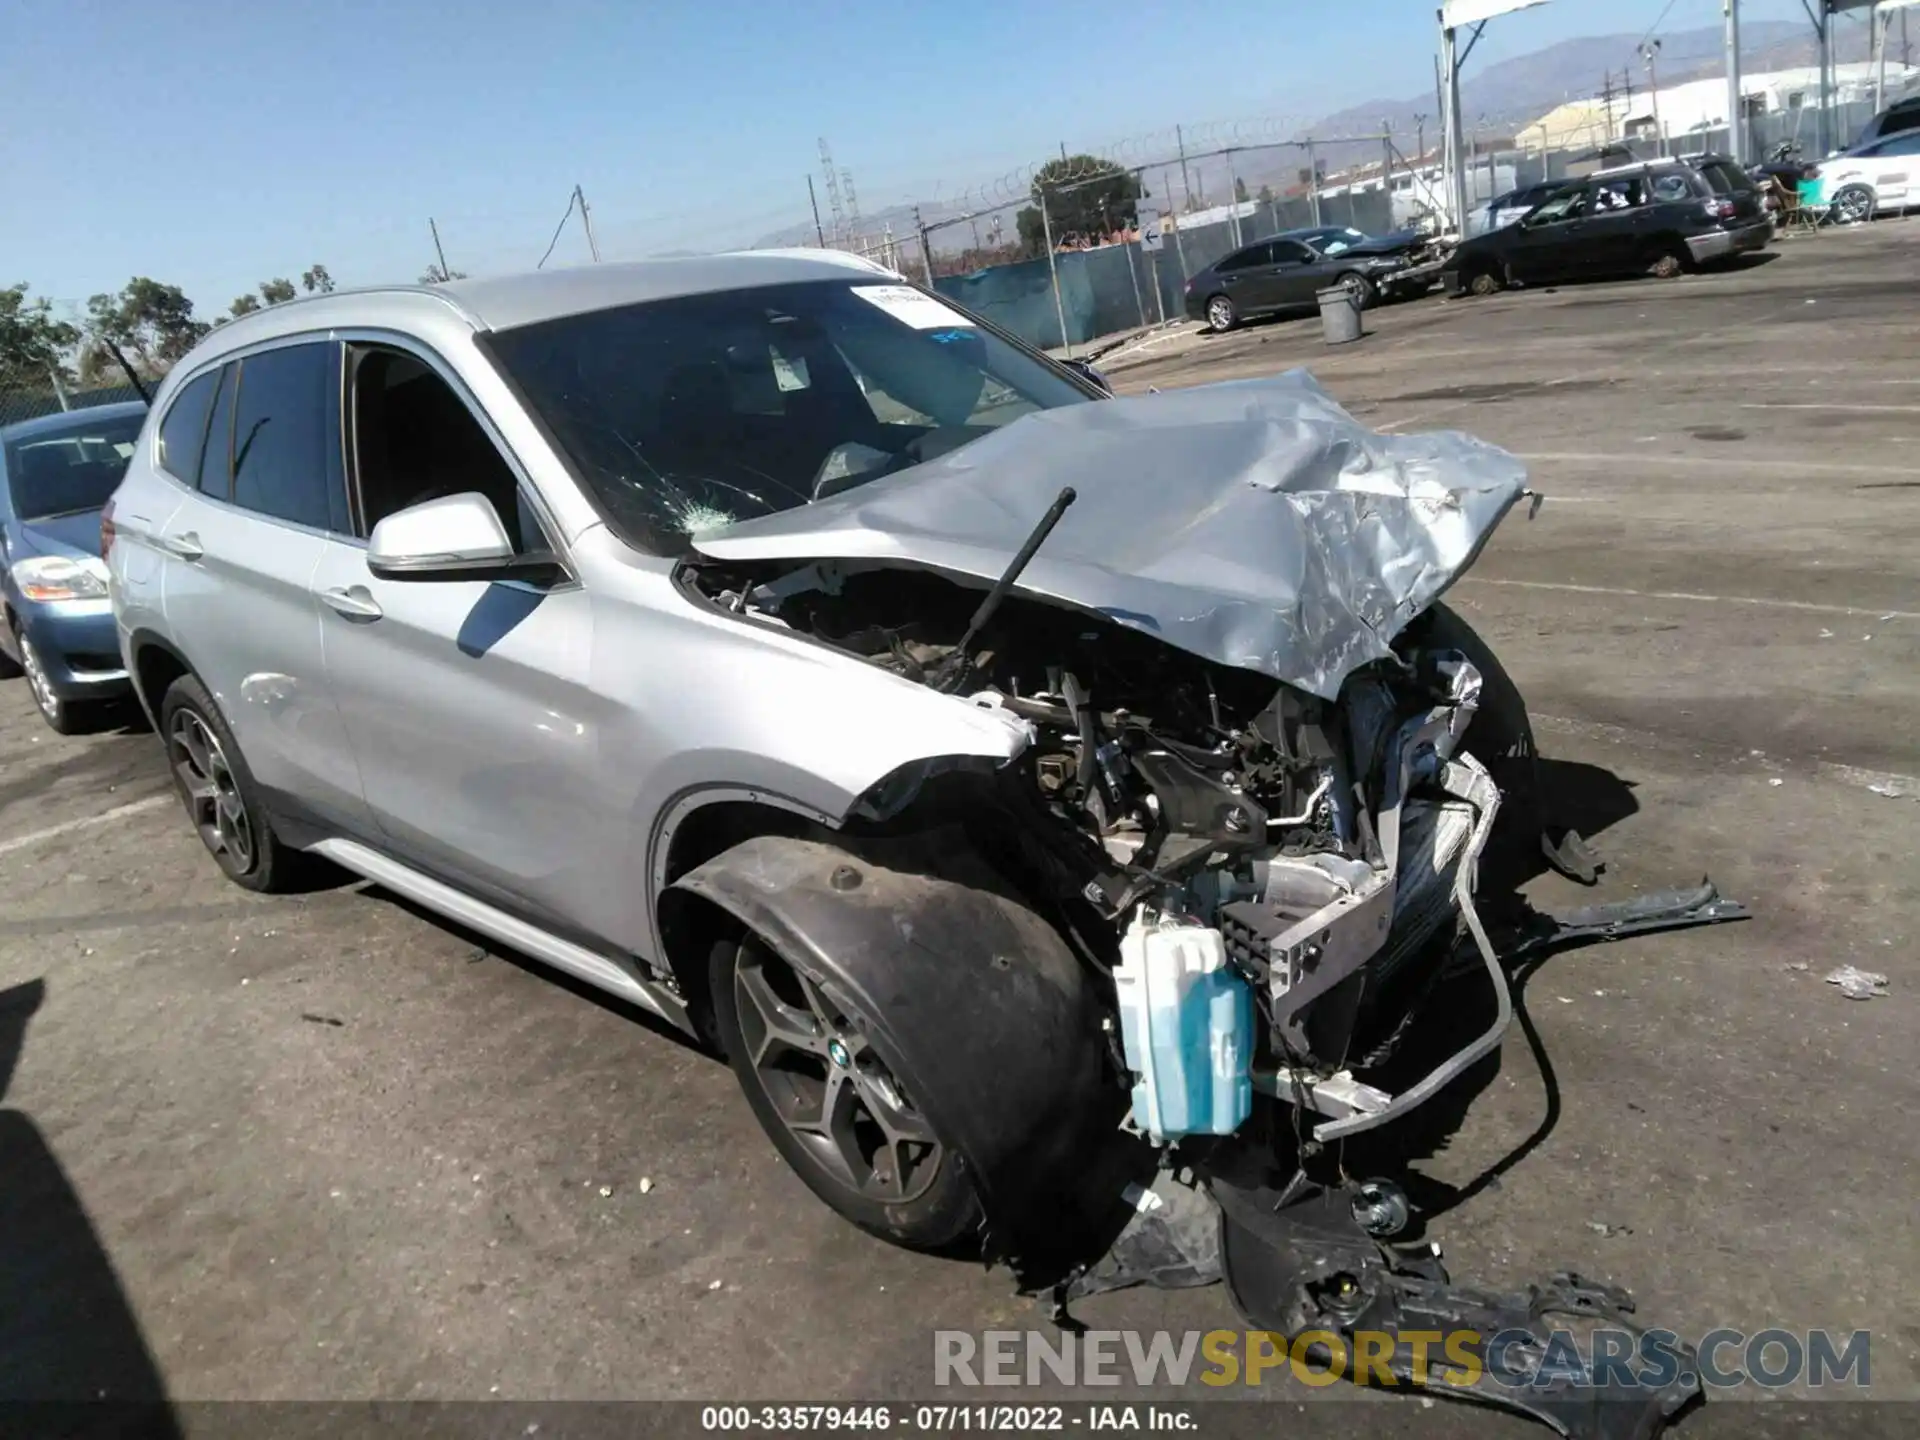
xmin=1810 ymin=130 xmax=1920 ymax=223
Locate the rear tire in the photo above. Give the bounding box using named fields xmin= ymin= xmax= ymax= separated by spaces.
xmin=159 ymin=674 xmax=310 ymax=893
xmin=1205 ymin=293 xmax=1238 ymax=333
xmin=1648 ymin=244 xmax=1688 ymax=279
xmin=710 ymin=933 xmax=984 ymax=1251
xmin=1466 ymin=268 xmax=1503 ymax=297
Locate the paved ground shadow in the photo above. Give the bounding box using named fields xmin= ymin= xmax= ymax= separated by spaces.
xmin=0 ymin=978 xmax=181 ymax=1435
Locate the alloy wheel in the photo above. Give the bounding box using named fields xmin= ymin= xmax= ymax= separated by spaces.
xmin=733 ymin=945 xmax=942 ymax=1203
xmin=1207 ymin=296 xmax=1234 ymax=332
xmin=1834 ymin=187 xmax=1873 ymax=225
xmin=168 ymin=709 xmax=255 ymax=873
xmin=17 ymin=634 xmax=61 ymax=726
xmin=1340 ymin=273 xmax=1372 ymax=306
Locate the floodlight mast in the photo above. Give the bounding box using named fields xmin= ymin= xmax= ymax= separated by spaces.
xmin=1437 ymin=0 xmax=1548 ymax=236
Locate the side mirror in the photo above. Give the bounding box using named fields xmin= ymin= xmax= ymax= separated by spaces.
xmin=367 ymin=492 xmax=562 ymax=584
xmin=1062 ymin=357 xmax=1112 ymax=396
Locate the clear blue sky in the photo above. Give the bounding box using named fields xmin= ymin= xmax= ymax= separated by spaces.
xmin=2 ymin=0 xmax=1822 ymax=319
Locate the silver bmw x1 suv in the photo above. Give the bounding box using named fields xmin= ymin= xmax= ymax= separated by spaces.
xmin=107 ymin=250 xmax=1608 ymax=1277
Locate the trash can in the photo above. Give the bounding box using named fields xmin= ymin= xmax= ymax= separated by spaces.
xmin=1316 ymin=286 xmax=1363 ymax=345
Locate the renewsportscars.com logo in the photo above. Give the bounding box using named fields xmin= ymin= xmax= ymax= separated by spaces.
xmin=934 ymin=1328 xmax=1871 ymax=1392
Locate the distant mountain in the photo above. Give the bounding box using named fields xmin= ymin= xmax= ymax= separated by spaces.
xmin=757 ymin=20 xmax=1869 ymax=252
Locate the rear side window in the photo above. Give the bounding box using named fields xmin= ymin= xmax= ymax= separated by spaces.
xmin=1216 ymin=244 xmax=1271 ymax=272
xmin=157 ymin=370 xmax=219 ymax=483
xmin=1652 ymin=172 xmax=1694 ymax=202
xmin=1271 ymin=240 xmax=1316 ymax=264
xmin=199 ymin=366 xmax=236 ymax=498
xmin=1699 ymin=161 xmax=1751 ymax=195
xmin=228 ymin=342 xmax=348 ymax=532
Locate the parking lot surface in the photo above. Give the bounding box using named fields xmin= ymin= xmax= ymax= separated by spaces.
xmin=3 ymin=224 xmax=1915 ymax=1433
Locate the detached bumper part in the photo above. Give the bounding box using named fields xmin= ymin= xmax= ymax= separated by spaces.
xmin=1215 ymin=1179 xmax=1703 ymax=1440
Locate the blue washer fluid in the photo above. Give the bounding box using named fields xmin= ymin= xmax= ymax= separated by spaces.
xmin=1113 ymin=911 xmax=1254 ymax=1141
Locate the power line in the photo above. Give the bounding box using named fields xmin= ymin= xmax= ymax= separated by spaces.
xmin=1638 ymin=0 xmax=1685 ymax=50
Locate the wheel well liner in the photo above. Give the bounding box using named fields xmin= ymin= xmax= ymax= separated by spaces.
xmin=669 ymin=830 xmax=1118 ymax=1257
xmin=128 ymin=632 xmax=192 ymax=724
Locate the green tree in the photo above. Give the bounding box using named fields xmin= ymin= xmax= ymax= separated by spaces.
xmin=1234 ymin=177 xmax=1250 ymax=204
xmin=419 ymin=264 xmax=468 ymax=284
xmin=79 ymin=277 xmax=208 ymax=381
xmin=1015 ymin=155 xmax=1142 ymax=256
xmin=1256 ymin=183 xmax=1276 ymax=206
xmin=228 ymin=294 xmax=263 ymax=318
xmin=1 ymin=283 xmax=79 ymax=387
xmin=258 ymin=277 xmax=297 ymax=305
xmin=301 ymin=264 xmax=334 ymax=294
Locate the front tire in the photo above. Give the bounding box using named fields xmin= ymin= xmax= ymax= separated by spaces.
xmin=1205 ymin=293 xmax=1238 ymax=333
xmin=13 ymin=626 xmax=82 ymax=735
xmin=159 ymin=674 xmax=308 ymax=892
xmin=710 ymin=933 xmax=983 ymax=1250
xmin=1831 ymin=184 xmax=1875 ymax=226
xmin=1337 ymin=271 xmax=1378 ymax=309
xmin=1466 ymin=267 xmax=1503 ymax=297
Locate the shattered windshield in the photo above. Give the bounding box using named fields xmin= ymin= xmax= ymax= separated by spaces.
xmin=484 ymin=279 xmax=1093 ymax=554
xmin=1303 ymin=228 xmax=1369 ymax=255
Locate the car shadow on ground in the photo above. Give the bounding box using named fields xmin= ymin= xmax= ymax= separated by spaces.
xmin=1336 ymin=755 xmax=1642 ymax=1236
xmin=0 ymin=978 xmax=182 ymax=1436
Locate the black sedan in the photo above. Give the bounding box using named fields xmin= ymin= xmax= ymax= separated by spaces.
xmin=1183 ymin=233 xmax=1418 ymax=333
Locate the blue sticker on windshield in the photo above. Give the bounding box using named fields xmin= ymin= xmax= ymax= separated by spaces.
xmin=928 ymin=329 xmax=974 ymax=344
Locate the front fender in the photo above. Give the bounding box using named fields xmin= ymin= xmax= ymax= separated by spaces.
xmin=672 ymin=831 xmax=1118 ymax=1258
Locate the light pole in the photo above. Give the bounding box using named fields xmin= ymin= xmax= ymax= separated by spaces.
xmin=1642 ymin=39 xmax=1664 ymax=156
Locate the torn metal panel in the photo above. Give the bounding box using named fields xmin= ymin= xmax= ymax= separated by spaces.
xmin=694 ymin=370 xmax=1529 ymax=699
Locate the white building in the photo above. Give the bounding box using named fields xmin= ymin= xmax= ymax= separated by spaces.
xmin=1519 ymin=63 xmax=1920 ymax=153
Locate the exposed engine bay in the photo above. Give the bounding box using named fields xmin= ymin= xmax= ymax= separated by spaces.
xmin=692 ymin=553 xmax=1509 ymax=1144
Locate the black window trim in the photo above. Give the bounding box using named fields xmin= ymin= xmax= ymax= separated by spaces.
xmin=332 ymin=327 xmax=576 ymax=586
xmin=152 ymin=332 xmax=348 ymax=540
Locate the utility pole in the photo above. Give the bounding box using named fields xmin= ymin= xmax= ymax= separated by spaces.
xmin=1305 ymin=136 xmax=1321 ymax=227
xmin=1600 ymin=70 xmax=1618 ymax=144
xmin=1724 ymin=0 xmax=1745 ymax=165
xmin=1223 ymin=148 xmax=1243 ymax=246
xmin=1175 ymin=125 xmax=1194 ymax=212
xmin=575 ymin=185 xmax=601 ymax=262
xmin=429 ymin=217 xmax=451 ymax=280
xmin=914 ymin=207 xmax=936 ymax=288
xmin=1642 ymin=40 xmax=1665 ymax=157
xmin=807 ymin=175 xmax=826 ymax=247
xmin=1037 ymin=186 xmax=1070 ymax=360
xmin=1382 ymin=121 xmax=1394 ymax=211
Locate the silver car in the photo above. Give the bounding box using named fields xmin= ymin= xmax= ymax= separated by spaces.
xmin=106 ymin=254 xmax=1737 ymax=1366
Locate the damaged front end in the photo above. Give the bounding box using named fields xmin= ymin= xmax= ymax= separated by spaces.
xmin=684 ymin=374 xmax=1744 ymax=1438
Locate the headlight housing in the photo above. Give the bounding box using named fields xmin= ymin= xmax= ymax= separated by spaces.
xmin=13 ymin=554 xmax=110 ymax=602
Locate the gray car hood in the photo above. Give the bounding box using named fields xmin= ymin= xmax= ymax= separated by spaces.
xmin=693 ymin=371 xmax=1527 ymax=700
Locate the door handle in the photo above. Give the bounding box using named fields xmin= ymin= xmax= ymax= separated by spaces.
xmin=320 ymin=586 xmax=383 ymax=621
xmin=160 ymin=531 xmax=203 ymax=562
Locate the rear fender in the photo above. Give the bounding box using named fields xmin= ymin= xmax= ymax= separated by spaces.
xmin=671 ymin=830 xmax=1118 ymax=1257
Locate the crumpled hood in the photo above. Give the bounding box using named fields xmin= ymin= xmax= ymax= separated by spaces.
xmin=1329 ymin=229 xmax=1427 ymax=258
xmin=694 ymin=371 xmax=1527 ymax=700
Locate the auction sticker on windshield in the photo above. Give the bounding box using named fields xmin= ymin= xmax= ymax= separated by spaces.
xmin=853 ymin=285 xmax=975 ymax=330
